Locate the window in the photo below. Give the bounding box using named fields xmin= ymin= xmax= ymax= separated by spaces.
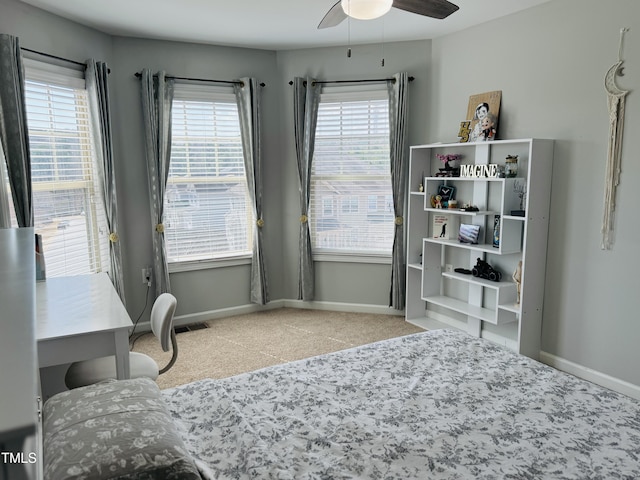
xmin=6 ymin=60 xmax=110 ymax=277
xmin=310 ymin=88 xmax=393 ymax=255
xmin=165 ymin=83 xmax=251 ymax=264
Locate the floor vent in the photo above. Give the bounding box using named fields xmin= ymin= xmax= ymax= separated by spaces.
xmin=174 ymin=323 xmax=208 ymax=334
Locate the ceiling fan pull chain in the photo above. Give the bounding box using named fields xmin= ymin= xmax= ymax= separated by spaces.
xmin=347 ymin=6 xmax=352 ymax=59
xmin=381 ymin=17 xmax=385 ymax=67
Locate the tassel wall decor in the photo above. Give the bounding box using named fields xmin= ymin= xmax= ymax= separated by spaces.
xmin=602 ymin=27 xmax=630 ymax=250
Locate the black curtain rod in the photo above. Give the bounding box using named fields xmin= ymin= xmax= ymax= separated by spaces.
xmin=288 ymin=76 xmax=414 ymax=86
xmin=134 ymin=72 xmax=265 ymax=87
xmin=20 ymin=47 xmax=86 ymax=68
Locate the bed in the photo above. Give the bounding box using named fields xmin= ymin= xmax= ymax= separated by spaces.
xmin=44 ymin=329 xmax=640 ymax=479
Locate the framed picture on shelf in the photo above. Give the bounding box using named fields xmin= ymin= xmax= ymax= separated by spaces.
xmin=459 ymin=90 xmax=502 ymax=143
xmin=437 ymin=184 xmax=456 ymax=207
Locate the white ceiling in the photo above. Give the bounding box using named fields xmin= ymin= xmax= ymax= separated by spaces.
xmin=19 ymin=0 xmax=551 ymax=51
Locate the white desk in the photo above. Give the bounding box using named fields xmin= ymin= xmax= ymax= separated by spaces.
xmin=36 ymin=273 xmax=132 ymax=380
xmin=0 ymin=228 xmax=38 ymax=480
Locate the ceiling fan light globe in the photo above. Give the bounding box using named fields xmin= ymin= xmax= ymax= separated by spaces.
xmin=340 ymin=0 xmax=393 ymax=20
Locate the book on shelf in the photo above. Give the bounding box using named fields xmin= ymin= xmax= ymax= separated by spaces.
xmin=432 ymin=214 xmax=452 ymax=240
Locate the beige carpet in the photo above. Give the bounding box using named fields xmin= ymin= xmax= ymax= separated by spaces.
xmin=131 ymin=307 xmax=425 ymax=389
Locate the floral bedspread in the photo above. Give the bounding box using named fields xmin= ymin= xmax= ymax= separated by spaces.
xmin=161 ymin=329 xmax=640 ymax=479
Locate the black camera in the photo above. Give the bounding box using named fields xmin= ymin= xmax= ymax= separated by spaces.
xmin=472 ymin=257 xmax=502 ymax=282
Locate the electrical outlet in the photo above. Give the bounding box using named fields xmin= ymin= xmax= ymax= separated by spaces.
xmin=445 ymin=264 xmax=453 ymax=273
xmin=141 ymin=267 xmax=152 ymax=285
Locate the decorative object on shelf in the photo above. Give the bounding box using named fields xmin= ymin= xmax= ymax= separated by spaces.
xmin=432 ymin=214 xmax=450 ymax=239
xmin=472 ymin=257 xmax=502 ymax=282
xmin=435 ymin=153 xmax=461 ymax=177
xmin=437 ymin=184 xmax=456 ymax=207
xmin=433 ymin=195 xmax=443 ymax=208
xmin=460 ymin=163 xmax=499 ymax=178
xmin=513 ymin=260 xmax=522 ymax=304
xmin=602 ymin=27 xmax=631 ymax=250
xmin=460 ymin=204 xmax=479 ymax=212
xmin=505 ymin=155 xmax=518 ymax=177
xmin=418 ymin=183 xmax=424 ymax=192
xmin=448 ymin=199 xmax=458 ymax=209
xmin=511 ymin=180 xmax=527 ymax=216
xmin=492 ymin=215 xmax=500 ymax=248
xmin=458 ymin=224 xmax=480 ymax=244
xmin=436 ymin=153 xmax=461 ymax=169
xmin=478 ymin=113 xmax=497 ymax=142
xmin=461 ymin=90 xmax=502 ymax=143
xmin=454 ymin=267 xmax=472 ymax=275
xmin=458 ymin=121 xmax=472 ymax=142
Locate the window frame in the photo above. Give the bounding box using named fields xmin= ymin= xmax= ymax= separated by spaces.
xmin=311 ymin=85 xmax=393 ymax=265
xmin=18 ymin=58 xmax=111 ymax=277
xmin=165 ymin=82 xmax=252 ymax=273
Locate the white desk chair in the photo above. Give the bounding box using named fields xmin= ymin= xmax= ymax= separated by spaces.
xmin=65 ymin=293 xmax=178 ymax=389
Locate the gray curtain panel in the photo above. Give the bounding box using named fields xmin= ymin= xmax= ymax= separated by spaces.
xmin=0 ymin=34 xmax=33 ymax=228
xmin=292 ymin=77 xmax=320 ymax=301
xmin=388 ymin=72 xmax=409 ymax=310
xmin=234 ymin=77 xmax=269 ymax=305
xmin=0 ymin=141 xmax=12 ymax=228
xmin=140 ymin=69 xmax=174 ymax=296
xmin=86 ymin=59 xmax=126 ymax=302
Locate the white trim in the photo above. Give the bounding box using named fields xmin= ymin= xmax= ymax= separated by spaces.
xmin=282 ymin=299 xmax=403 ymax=316
xmin=320 ymin=84 xmax=388 ymax=101
xmin=312 ymin=252 xmax=391 ymax=264
xmin=539 ymin=351 xmax=640 ymax=401
xmin=135 ymin=299 xmax=401 ymax=332
xmin=174 ymin=300 xmax=285 ymax=326
xmin=168 ymin=254 xmax=252 ymax=273
xmin=173 ymin=81 xmax=235 ymax=101
xmin=134 ymin=300 xmax=286 ymax=332
xmin=23 ymin=57 xmax=85 ymax=88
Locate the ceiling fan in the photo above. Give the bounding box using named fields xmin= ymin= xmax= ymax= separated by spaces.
xmin=318 ymin=0 xmax=459 ymax=29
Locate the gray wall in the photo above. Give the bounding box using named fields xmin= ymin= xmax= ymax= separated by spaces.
xmin=2 ymin=0 xmax=640 ymax=387
xmin=276 ymin=42 xmax=432 ymax=304
xmin=106 ymin=37 xmax=283 ymax=321
xmin=428 ymin=0 xmax=640 ymax=386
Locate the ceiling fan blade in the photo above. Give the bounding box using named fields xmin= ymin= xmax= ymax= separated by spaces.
xmin=318 ymin=1 xmax=348 ymax=29
xmin=392 ymin=0 xmax=459 ymax=19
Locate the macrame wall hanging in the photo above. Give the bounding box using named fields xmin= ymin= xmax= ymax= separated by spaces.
xmin=602 ymin=27 xmax=630 ymax=250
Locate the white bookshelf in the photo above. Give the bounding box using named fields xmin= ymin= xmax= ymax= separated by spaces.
xmin=405 ymin=139 xmax=554 ymax=359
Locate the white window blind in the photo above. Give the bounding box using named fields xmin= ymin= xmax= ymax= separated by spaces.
xmin=166 ymin=83 xmax=252 ymax=263
xmin=12 ymin=60 xmax=110 ymax=277
xmin=310 ymin=88 xmax=393 ymax=255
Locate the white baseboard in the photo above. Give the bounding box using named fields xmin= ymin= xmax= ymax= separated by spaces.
xmin=282 ymin=299 xmax=404 ymax=316
xmin=133 ymin=299 xmax=399 ymax=332
xmin=539 ymin=351 xmax=640 ymax=401
xmin=410 ymin=313 xmax=640 ymax=401
xmin=134 ymin=300 xmax=286 ymax=332
xmin=173 ymin=300 xmax=286 ymax=325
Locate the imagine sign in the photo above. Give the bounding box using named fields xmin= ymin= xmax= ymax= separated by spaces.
xmin=460 ymin=164 xmax=499 ymax=178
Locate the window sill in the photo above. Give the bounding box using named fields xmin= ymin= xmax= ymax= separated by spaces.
xmin=168 ymin=254 xmax=252 ymax=273
xmin=312 ymin=252 xmax=392 ymax=265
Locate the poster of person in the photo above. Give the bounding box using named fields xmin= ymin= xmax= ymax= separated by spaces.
xmin=458 ymin=90 xmax=502 ymax=143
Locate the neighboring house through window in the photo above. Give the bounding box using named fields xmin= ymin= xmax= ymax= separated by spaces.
xmin=310 ymin=86 xmax=393 ymax=256
xmin=5 ymin=59 xmax=111 ymax=277
xmin=165 ymin=83 xmax=252 ymax=266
